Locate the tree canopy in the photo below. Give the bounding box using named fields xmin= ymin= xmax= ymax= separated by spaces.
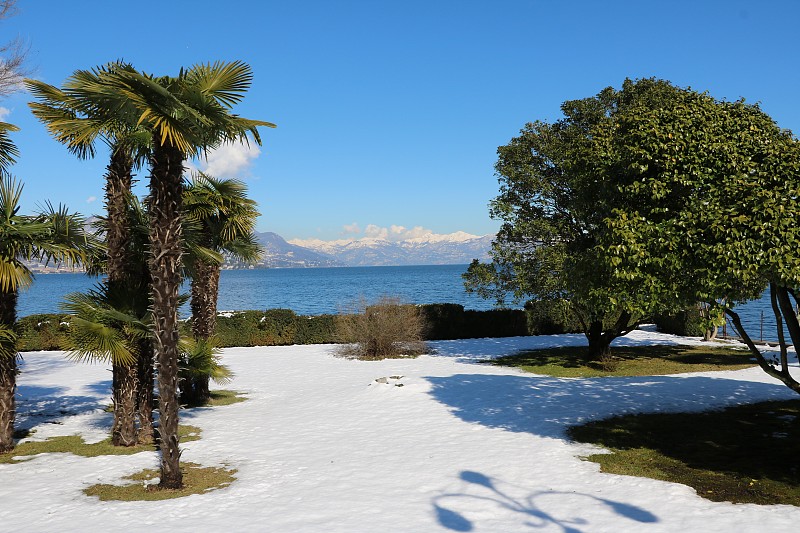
xmin=465 ymin=78 xmax=694 ymax=359
xmin=594 ymin=85 xmax=800 ymax=393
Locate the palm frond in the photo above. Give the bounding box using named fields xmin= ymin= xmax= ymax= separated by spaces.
xmin=180 ymin=335 xmax=233 ymax=385
xmin=0 ymin=324 xmax=18 ymax=361
xmin=184 ymin=60 xmax=253 ymax=109
xmin=0 ymin=121 xmax=20 ymax=173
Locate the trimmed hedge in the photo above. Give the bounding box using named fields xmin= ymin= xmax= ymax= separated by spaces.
xmin=420 ymin=304 xmax=529 ymax=340
xmin=653 ymin=308 xmax=705 ymax=337
xmin=16 ymin=300 xmax=592 ymax=352
xmin=525 ymin=299 xmax=583 ymax=335
xmin=186 ymin=310 xmax=339 ymax=347
xmin=16 ymin=314 xmax=71 ymax=352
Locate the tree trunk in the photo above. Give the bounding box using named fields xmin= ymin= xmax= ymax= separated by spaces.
xmin=190 ymin=259 xmax=219 ymax=403
xmin=105 ymin=148 xmax=134 ymax=282
xmin=149 ymin=142 xmax=185 ymax=489
xmin=111 ymin=361 xmax=138 ymax=446
xmin=136 ymin=338 xmax=154 ymax=445
xmin=725 ymin=287 xmax=800 ymax=395
xmin=190 ymin=259 xmax=219 ymax=339
xmin=105 ymin=149 xmax=139 ymax=446
xmin=0 ymin=290 xmax=17 ymax=453
xmin=584 ymin=310 xmax=635 ymax=363
xmin=585 ymin=320 xmax=612 ymax=361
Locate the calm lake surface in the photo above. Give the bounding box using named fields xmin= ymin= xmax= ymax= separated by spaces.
xmin=17 ymin=265 xmax=496 ymax=317
xmin=17 ymin=265 xmax=783 ymax=341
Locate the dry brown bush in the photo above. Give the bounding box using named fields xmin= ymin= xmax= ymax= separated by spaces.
xmin=335 ymin=296 xmax=427 ymax=360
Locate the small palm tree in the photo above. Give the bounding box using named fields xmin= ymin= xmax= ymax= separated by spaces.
xmin=182 ymin=171 xmax=260 ymax=403
xmin=87 ymin=61 xmax=274 ymax=488
xmin=62 ymin=193 xmax=155 ymax=445
xmin=0 ymin=177 xmax=91 ymax=452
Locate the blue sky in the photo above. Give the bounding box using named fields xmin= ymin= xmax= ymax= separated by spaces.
xmin=2 ymin=0 xmax=799 ymax=241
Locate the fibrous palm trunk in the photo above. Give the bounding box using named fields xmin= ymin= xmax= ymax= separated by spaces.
xmin=111 ymin=361 xmax=138 ymax=446
xmin=0 ymin=290 xmax=17 ymax=453
xmin=136 ymin=337 xmax=154 ymax=445
xmin=149 ymin=142 xmax=185 ymax=489
xmin=106 ymin=149 xmax=139 ymax=446
xmin=189 ymin=258 xmax=220 ymax=403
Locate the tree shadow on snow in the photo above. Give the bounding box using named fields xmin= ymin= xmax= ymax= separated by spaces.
xmin=425 ymin=373 xmax=798 ymax=439
xmin=15 ymin=384 xmax=107 ymax=433
xmin=433 ymin=470 xmax=658 ymax=532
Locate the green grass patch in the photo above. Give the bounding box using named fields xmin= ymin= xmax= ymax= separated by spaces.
xmin=83 ymin=462 xmax=237 ymax=501
xmin=187 ymin=390 xmax=248 ymax=408
xmin=489 ymin=344 xmax=755 ymax=377
xmin=569 ymin=399 xmax=800 ymax=506
xmin=1 ymin=425 xmax=202 ymax=465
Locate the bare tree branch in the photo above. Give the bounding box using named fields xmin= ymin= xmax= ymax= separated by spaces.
xmin=0 ymin=1 xmax=29 ymax=98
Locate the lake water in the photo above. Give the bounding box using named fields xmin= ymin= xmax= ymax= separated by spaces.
xmin=16 ymin=265 xmax=785 ymax=341
xmin=17 ymin=265 xmax=497 ymax=317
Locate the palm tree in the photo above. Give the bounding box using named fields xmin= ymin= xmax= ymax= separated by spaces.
xmin=26 ymin=65 xmax=151 ymax=446
xmin=182 ymin=171 xmax=260 ymax=403
xmin=100 ymin=61 xmax=274 ymax=488
xmin=66 ymin=195 xmax=157 ymax=444
xmin=0 ymin=177 xmax=91 ymax=452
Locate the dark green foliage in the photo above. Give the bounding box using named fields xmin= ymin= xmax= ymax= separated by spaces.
xmin=259 ymin=309 xmax=297 ymax=344
xmin=203 ymin=310 xmax=338 ymax=347
xmin=654 ymin=308 xmax=705 ymax=337
xmin=464 ymin=79 xmax=694 ymax=359
xmin=524 ymin=299 xmax=583 ymax=335
xmin=16 ymin=314 xmax=71 ymax=351
xmin=293 ymin=313 xmax=338 ymax=344
xmin=420 ymin=304 xmax=529 ymax=340
xmin=420 ymin=304 xmax=467 ymax=340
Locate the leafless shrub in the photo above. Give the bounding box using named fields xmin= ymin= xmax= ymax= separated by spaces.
xmin=335 ymin=296 xmax=427 ymax=360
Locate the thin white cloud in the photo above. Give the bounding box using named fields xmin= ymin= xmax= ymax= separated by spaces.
xmin=365 ymin=224 xmax=436 ymax=242
xmin=195 ymin=141 xmax=261 ymax=178
xmin=342 ymin=222 xmax=361 ymax=235
xmin=0 ymin=107 xmax=10 ymax=121
xmin=86 ymin=196 xmax=97 ymax=204
xmin=364 ymin=224 xmax=389 ymax=240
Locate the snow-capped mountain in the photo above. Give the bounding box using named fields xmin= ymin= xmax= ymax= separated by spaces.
xmin=287 ymin=231 xmax=493 ymax=267
xmin=225 ymin=232 xmax=343 ymax=268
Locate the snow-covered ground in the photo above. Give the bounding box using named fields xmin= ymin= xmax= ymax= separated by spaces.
xmin=2 ymin=330 xmax=799 ymax=532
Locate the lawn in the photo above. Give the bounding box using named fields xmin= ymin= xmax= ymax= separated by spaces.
xmin=488 ymin=343 xmax=756 ymax=377
xmin=569 ymin=399 xmax=800 ymax=506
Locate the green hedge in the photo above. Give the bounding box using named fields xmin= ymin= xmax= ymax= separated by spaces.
xmin=187 ymin=310 xmax=339 ymax=347
xmin=654 ymin=308 xmax=705 ymax=337
xmin=524 ymin=299 xmax=583 ymax=335
xmin=17 ymin=300 xmax=592 ymax=352
xmin=16 ymin=314 xmax=71 ymax=352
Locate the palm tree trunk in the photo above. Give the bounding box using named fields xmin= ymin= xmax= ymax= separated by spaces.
xmin=190 ymin=259 xmax=220 ymax=402
xmin=111 ymin=362 xmax=138 ymax=446
xmin=136 ymin=338 xmax=154 ymax=445
xmin=106 ymin=148 xmax=133 ymax=282
xmin=0 ymin=289 xmax=17 ymax=453
xmin=190 ymin=259 xmax=219 ymax=339
xmin=149 ymin=142 xmax=185 ymax=489
xmin=106 ymin=148 xmax=139 ymax=446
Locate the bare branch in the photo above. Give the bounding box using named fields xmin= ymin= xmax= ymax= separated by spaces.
xmin=0 ymin=1 xmax=29 ymax=98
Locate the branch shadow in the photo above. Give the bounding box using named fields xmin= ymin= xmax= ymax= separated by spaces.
xmin=15 ymin=385 xmax=106 ymax=433
xmin=433 ymin=470 xmax=658 ymax=532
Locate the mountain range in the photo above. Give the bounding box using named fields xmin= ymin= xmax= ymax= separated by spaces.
xmin=224 ymin=231 xmax=494 ymax=268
